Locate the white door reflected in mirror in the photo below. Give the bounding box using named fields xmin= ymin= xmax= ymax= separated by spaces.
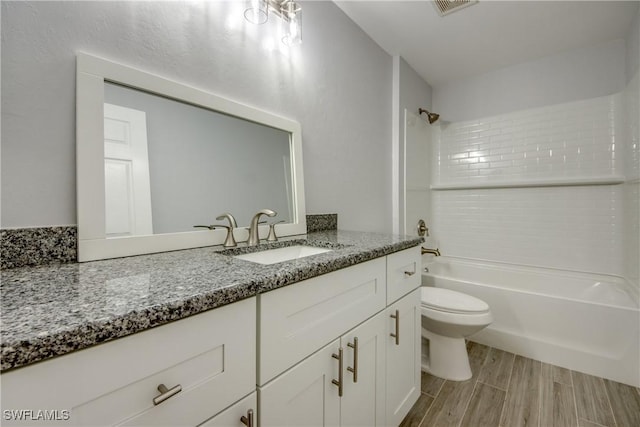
xmin=104 ymin=103 xmax=153 ymax=237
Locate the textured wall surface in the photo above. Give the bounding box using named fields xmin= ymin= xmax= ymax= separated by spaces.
xmin=432 ymin=39 xmax=626 ymax=123
xmin=1 ymin=1 xmax=393 ymax=233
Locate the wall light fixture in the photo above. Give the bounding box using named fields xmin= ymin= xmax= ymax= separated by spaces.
xmin=244 ymin=0 xmax=302 ymax=46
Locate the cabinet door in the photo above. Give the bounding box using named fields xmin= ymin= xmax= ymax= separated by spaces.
xmin=341 ymin=312 xmax=387 ymax=427
xmin=259 ymin=257 xmax=386 ymax=385
xmin=385 ymin=289 xmax=421 ymax=427
xmin=198 ymin=392 xmax=256 ymax=427
xmin=259 ymin=339 xmax=341 ymax=427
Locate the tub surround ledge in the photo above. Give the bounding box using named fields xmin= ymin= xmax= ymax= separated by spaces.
xmin=0 ymin=230 xmax=422 ymax=372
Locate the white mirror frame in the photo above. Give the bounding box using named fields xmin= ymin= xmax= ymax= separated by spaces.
xmin=76 ymin=53 xmax=306 ymax=262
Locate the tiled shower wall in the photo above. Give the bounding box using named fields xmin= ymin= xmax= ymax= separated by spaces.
xmin=431 ymin=82 xmax=638 ymax=279
xmin=432 ymin=94 xmax=622 ymax=185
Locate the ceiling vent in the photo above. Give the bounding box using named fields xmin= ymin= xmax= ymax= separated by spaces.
xmin=433 ymin=0 xmax=478 ymax=17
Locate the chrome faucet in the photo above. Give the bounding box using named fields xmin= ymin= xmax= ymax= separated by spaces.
xmin=421 ymin=247 xmax=441 ymax=256
xmin=248 ymin=209 xmax=277 ymax=246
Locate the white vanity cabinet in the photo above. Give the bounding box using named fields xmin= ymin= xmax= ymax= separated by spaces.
xmin=259 ymin=312 xmax=388 ymax=427
xmin=258 ymin=257 xmax=387 ymax=385
xmin=385 ymin=288 xmax=422 ymax=427
xmin=0 ymin=297 xmax=256 ymax=427
xmin=386 ymin=248 xmax=421 ymax=305
xmin=258 ymin=247 xmax=421 ymax=427
xmin=198 ymin=392 xmax=257 ymax=427
xmin=1 ymin=246 xmax=421 ymax=427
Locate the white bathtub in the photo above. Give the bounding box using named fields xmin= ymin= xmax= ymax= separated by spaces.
xmin=421 ymin=256 xmax=640 ymax=387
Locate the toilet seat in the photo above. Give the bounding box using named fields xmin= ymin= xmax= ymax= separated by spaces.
xmin=421 ymin=287 xmax=489 ymax=314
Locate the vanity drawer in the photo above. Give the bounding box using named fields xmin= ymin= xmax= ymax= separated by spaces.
xmin=198 ymin=392 xmax=256 ymax=427
xmin=258 ymin=257 xmax=386 ymax=385
xmin=386 ymin=247 xmax=421 ymax=304
xmin=1 ymin=297 xmax=256 ymax=427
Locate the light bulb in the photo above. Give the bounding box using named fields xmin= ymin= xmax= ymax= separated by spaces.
xmin=244 ymin=0 xmax=268 ymax=25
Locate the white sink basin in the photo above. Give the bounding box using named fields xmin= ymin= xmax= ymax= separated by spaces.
xmin=234 ymin=245 xmax=332 ymax=265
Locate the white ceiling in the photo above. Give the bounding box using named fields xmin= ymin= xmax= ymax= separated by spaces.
xmin=334 ymin=0 xmax=639 ymax=87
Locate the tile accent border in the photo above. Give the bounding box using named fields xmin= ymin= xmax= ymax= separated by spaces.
xmin=306 ymin=214 xmax=337 ymax=233
xmin=0 ymin=226 xmax=77 ymax=269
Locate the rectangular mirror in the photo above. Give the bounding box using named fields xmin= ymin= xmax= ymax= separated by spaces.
xmin=77 ymin=53 xmax=306 ymax=261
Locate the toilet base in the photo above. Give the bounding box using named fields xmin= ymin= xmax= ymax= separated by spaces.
xmin=421 ymin=328 xmax=472 ymax=381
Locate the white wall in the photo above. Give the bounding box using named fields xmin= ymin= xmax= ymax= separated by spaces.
xmin=1 ymin=1 xmax=393 ymax=233
xmin=430 ymin=35 xmax=637 ymax=281
xmin=433 ymin=39 xmax=626 ymax=123
xmin=393 ymin=57 xmax=432 ymax=235
xmin=623 ymin=7 xmax=640 ymax=287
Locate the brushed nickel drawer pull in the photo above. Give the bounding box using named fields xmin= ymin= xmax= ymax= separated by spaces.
xmin=332 ymin=347 xmax=344 ymax=397
xmin=240 ymin=409 xmax=254 ymax=427
xmin=153 ymin=383 xmax=182 ymax=405
xmin=404 ymin=270 xmax=415 ymax=276
xmin=347 ymin=337 xmax=359 ymax=383
xmin=390 ymin=309 xmax=400 ymax=345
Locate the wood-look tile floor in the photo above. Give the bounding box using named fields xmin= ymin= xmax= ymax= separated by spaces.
xmin=400 ymin=342 xmax=640 ymax=427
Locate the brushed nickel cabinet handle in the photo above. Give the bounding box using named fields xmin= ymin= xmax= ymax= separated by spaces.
xmin=404 ymin=270 xmax=415 ymax=276
xmin=390 ymin=309 xmax=400 ymax=345
xmin=347 ymin=337 xmax=359 ymax=383
xmin=152 ymin=383 xmax=182 ymax=405
xmin=240 ymin=409 xmax=254 ymax=427
xmin=332 ymin=347 xmax=344 ymax=397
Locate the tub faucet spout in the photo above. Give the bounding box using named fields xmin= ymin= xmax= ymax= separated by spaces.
xmin=422 ymin=247 xmax=440 ymax=256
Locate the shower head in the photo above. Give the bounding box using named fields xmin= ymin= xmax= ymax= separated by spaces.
xmin=418 ymin=108 xmax=440 ymax=124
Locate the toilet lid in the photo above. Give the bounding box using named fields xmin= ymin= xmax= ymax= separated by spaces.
xmin=421 ymin=287 xmax=490 ymax=314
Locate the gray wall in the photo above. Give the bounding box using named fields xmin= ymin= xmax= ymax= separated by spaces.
xmin=432 ymin=38 xmax=626 ymax=122
xmin=627 ymin=6 xmax=640 ymax=82
xmin=1 ymin=1 xmax=393 ymax=233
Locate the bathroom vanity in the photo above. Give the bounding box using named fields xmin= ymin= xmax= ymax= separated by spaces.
xmin=0 ymin=231 xmax=423 ymax=426
xmin=0 ymin=52 xmax=423 ymax=426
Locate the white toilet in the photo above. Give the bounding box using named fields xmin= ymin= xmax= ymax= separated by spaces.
xmin=420 ymin=286 xmax=493 ymax=381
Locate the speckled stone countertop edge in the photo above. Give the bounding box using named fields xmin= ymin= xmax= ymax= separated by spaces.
xmin=0 ymin=285 xmax=258 ymax=373
xmin=1 ymin=231 xmax=423 ymax=372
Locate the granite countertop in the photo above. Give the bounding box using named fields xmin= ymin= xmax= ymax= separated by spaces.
xmin=1 ymin=230 xmax=423 ymax=372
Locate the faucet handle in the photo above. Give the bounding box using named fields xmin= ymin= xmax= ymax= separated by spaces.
xmin=194 ymin=224 xmax=237 ymax=247
xmin=216 ymin=213 xmax=238 ymax=228
xmin=267 ymin=221 xmax=285 ymax=242
xmin=213 ymin=225 xmax=237 ymax=248
xmin=194 ymin=225 xmax=216 ymax=230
